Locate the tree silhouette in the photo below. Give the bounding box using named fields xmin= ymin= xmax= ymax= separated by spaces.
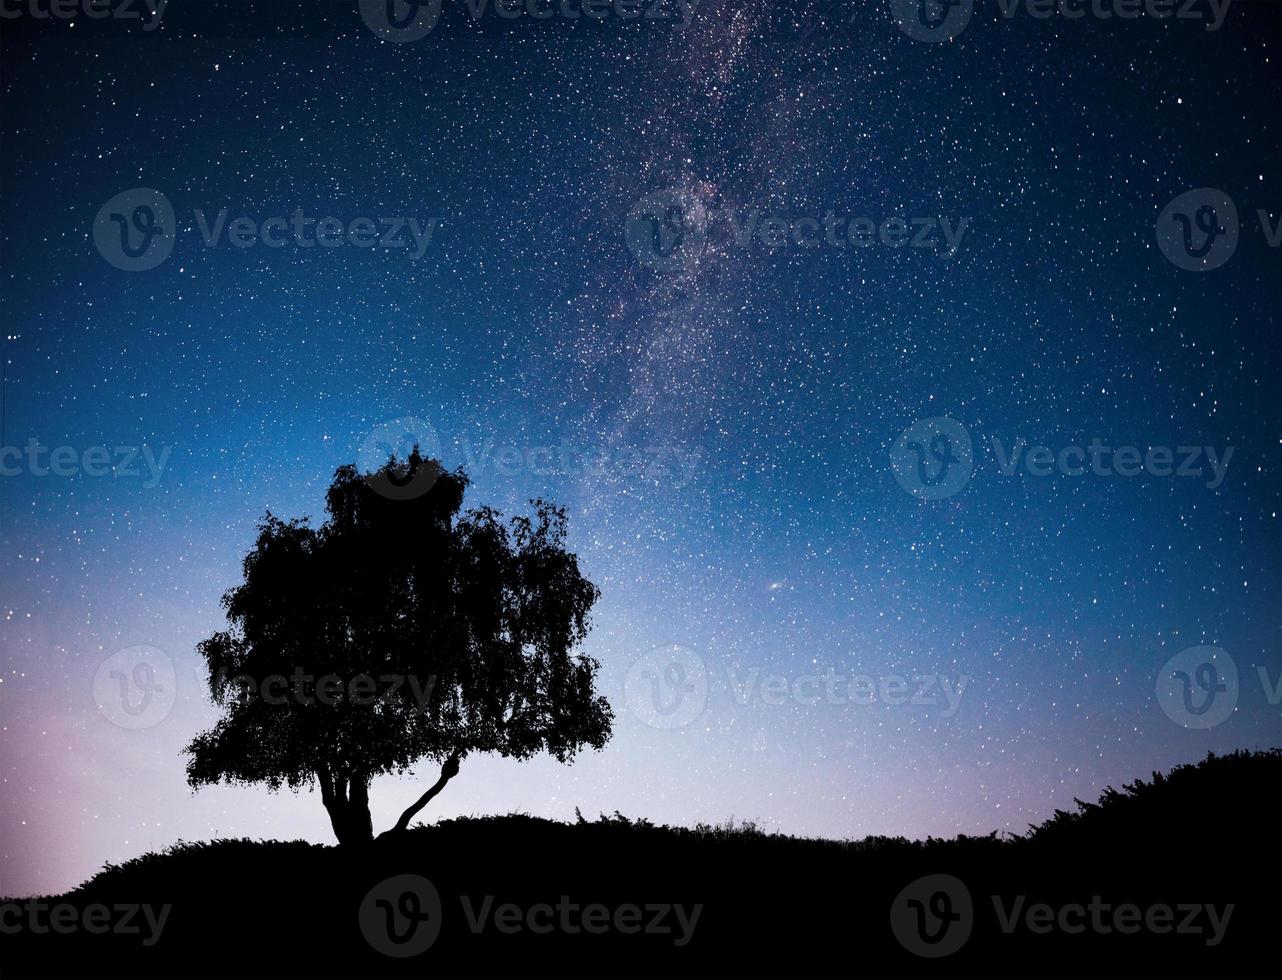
xmin=184 ymin=451 xmax=613 ymax=844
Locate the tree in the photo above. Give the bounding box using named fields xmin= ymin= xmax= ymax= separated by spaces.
xmin=184 ymin=450 xmax=613 ymax=844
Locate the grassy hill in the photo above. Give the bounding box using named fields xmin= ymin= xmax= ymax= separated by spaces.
xmin=2 ymin=749 xmax=1279 ymax=978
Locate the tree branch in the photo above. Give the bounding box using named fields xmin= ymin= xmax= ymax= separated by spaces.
xmin=385 ymin=751 xmax=461 ymax=835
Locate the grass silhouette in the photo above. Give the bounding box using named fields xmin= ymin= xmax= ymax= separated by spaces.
xmin=3 ymin=749 xmax=1278 ymax=978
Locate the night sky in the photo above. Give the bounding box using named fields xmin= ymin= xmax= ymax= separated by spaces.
xmin=1 ymin=0 xmax=1280 ymax=897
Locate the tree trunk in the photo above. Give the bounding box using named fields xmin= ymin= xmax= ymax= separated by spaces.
xmin=383 ymin=751 xmax=461 ymax=837
xmin=347 ymin=774 xmax=374 ymax=842
xmin=318 ymin=766 xmax=374 ymax=846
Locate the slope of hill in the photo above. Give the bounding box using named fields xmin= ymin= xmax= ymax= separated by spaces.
xmin=2 ymin=749 xmax=1279 ymax=979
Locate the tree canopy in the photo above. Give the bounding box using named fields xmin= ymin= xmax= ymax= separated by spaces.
xmin=184 ymin=451 xmax=613 ymax=843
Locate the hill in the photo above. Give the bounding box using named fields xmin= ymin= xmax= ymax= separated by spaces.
xmin=2 ymin=749 xmax=1279 ymax=978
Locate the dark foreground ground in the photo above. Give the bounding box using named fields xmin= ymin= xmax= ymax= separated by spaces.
xmin=3 ymin=749 xmax=1279 ymax=979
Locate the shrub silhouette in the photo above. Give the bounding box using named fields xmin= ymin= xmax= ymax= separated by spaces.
xmin=183 ymin=451 xmax=613 ymax=844
xmin=4 ymin=750 xmax=1277 ymax=979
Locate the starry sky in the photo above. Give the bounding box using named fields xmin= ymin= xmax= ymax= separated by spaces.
xmin=1 ymin=0 xmax=1280 ymax=897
